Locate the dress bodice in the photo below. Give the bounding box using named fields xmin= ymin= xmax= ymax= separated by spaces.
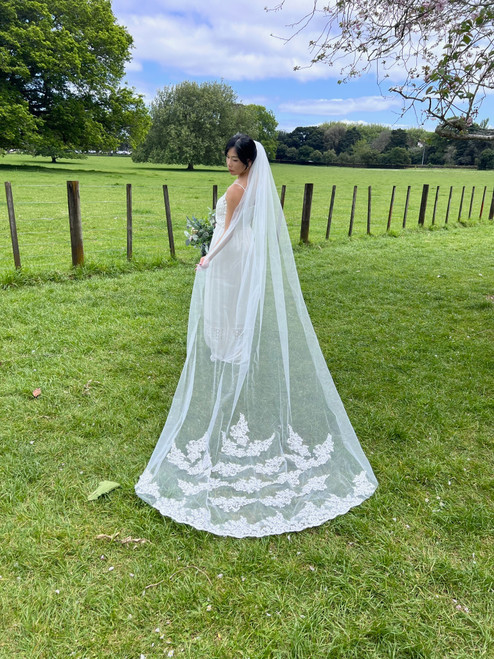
xmin=214 ymin=194 xmax=227 ymax=233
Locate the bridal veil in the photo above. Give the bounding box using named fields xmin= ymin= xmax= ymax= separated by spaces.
xmin=135 ymin=140 xmax=377 ymax=537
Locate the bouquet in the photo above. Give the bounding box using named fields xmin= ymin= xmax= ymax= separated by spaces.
xmin=185 ymin=209 xmax=216 ymax=256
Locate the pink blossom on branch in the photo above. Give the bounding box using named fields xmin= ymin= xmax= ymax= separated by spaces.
xmin=267 ymin=0 xmax=494 ymax=138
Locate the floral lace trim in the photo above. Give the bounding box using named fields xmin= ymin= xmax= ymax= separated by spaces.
xmin=135 ymin=413 xmax=376 ymax=537
xmin=213 ymin=195 xmax=226 ymax=232
xmin=166 ymin=414 xmax=334 ymax=474
xmin=212 ymin=455 xmax=284 ymax=477
xmin=135 ymin=469 xmax=377 ymax=538
xmin=166 ymin=433 xmax=212 ymax=476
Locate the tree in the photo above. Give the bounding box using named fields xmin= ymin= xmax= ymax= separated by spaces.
xmin=453 ymin=125 xmax=491 ymax=163
xmin=322 ymin=123 xmax=347 ymax=153
xmin=132 ymin=81 xmax=240 ymax=170
xmin=381 ymin=146 xmax=411 ymax=167
xmin=339 ymin=126 xmax=362 ymax=154
xmin=387 ymin=129 xmax=410 ymax=151
xmin=322 ymin=149 xmax=337 ymax=164
xmin=0 ymin=0 xmax=150 ymax=160
xmin=478 ymin=148 xmax=494 ymax=169
xmin=286 ymin=146 xmax=299 ymax=161
xmin=352 ymin=140 xmax=380 ymax=166
xmin=311 ymin=149 xmax=323 ymax=163
xmin=237 ymin=104 xmax=278 ymax=159
xmin=268 ymin=1 xmax=494 ymax=140
xmin=298 ymin=144 xmax=314 ymax=160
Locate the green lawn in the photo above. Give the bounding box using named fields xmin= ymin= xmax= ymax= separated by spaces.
xmin=1 ymin=217 xmax=493 ymax=657
xmin=1 ymin=154 xmax=493 ymax=277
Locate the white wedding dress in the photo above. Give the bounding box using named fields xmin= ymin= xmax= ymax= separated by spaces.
xmin=135 ymin=143 xmax=377 ymax=538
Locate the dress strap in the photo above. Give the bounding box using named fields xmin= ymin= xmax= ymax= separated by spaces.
xmin=233 ymin=180 xmax=247 ymax=191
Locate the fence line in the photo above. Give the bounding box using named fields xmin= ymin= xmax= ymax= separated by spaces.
xmin=2 ymin=180 xmax=493 ymax=271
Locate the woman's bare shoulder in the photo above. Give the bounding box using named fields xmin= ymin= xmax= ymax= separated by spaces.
xmin=226 ymin=182 xmax=245 ymax=207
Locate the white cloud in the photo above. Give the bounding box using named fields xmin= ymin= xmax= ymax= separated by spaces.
xmin=112 ymin=0 xmax=340 ymax=82
xmin=125 ymin=60 xmax=143 ymax=72
xmin=279 ymin=96 xmax=403 ymax=116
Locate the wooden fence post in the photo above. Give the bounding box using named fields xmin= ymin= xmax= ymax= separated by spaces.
xmin=325 ymin=185 xmax=336 ymax=239
xmin=418 ymin=184 xmax=429 ymax=226
xmin=4 ymin=182 xmax=21 ymax=269
xmin=300 ymin=183 xmax=313 ymax=243
xmin=445 ymin=186 xmax=453 ymax=224
xmin=431 ymin=186 xmax=440 ymax=225
xmin=457 ymin=186 xmax=465 ymax=220
xmin=212 ymin=185 xmax=218 ymax=210
xmin=348 ymin=186 xmax=357 ymax=237
xmin=67 ymin=181 xmax=84 ymax=266
xmin=386 ymin=185 xmax=396 ymax=231
xmin=489 ymin=188 xmax=494 ymax=220
xmin=280 ymin=185 xmax=286 ymax=209
xmin=468 ymin=186 xmax=475 ymax=219
xmin=126 ymin=183 xmax=132 ymax=261
xmin=403 ymin=185 xmax=411 ymax=228
xmin=367 ymin=186 xmax=372 ymax=235
xmin=479 ymin=186 xmax=487 ymax=219
xmin=162 ymin=185 xmax=176 ymax=258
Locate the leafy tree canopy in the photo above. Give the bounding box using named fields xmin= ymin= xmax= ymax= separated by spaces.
xmin=132 ymin=81 xmax=238 ymax=169
xmin=268 ymin=0 xmax=494 ymax=141
xmin=237 ymin=104 xmax=279 ymax=159
xmin=0 ymin=0 xmax=150 ymax=159
xmin=132 ymin=81 xmax=278 ymax=168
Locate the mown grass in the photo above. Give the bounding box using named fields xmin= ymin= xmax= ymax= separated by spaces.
xmin=1 ymin=220 xmax=493 ymax=658
xmin=1 ymin=154 xmax=493 ymax=277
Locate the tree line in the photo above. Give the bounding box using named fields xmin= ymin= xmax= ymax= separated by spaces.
xmin=129 ymin=81 xmax=494 ymax=170
xmin=276 ymin=123 xmax=494 ymax=169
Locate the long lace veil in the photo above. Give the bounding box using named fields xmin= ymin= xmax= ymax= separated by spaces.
xmin=136 ymin=141 xmax=377 ymax=537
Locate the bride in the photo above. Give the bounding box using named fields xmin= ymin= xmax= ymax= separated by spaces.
xmin=135 ymin=134 xmax=377 ymax=538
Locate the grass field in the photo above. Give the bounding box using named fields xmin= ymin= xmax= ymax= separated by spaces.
xmin=1 ymin=175 xmax=493 ymax=659
xmin=1 ymin=154 xmax=493 ymax=278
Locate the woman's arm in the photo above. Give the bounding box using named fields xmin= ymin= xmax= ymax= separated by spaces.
xmin=197 ymin=183 xmax=245 ymax=270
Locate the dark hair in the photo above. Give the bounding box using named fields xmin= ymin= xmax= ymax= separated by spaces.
xmin=225 ymin=134 xmax=257 ymax=168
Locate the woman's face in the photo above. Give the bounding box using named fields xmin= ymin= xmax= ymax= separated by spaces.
xmin=226 ymin=147 xmax=248 ymax=176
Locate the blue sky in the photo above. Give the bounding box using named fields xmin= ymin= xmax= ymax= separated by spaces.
xmin=112 ymin=0 xmax=494 ymax=133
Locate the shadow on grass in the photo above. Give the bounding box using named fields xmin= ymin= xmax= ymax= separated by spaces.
xmin=0 ymin=160 xmax=225 ymax=177
xmin=0 ymin=257 xmax=193 ymax=289
xmin=0 ymin=162 xmax=121 ymax=177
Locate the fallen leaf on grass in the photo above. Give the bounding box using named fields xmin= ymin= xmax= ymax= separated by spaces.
xmin=120 ymin=536 xmax=148 ymax=545
xmin=88 ymin=480 xmax=121 ymax=501
xmin=96 ymin=533 xmax=149 ymax=545
xmin=32 ymin=388 xmax=42 ymax=398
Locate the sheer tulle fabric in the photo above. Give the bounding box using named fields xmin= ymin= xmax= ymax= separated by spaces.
xmin=135 ymin=142 xmax=377 ymax=537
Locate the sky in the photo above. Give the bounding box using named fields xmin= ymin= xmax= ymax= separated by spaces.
xmin=111 ymin=0 xmax=494 ymax=133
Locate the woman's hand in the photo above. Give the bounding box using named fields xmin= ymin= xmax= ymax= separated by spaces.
xmin=196 ymin=255 xmax=209 ymax=271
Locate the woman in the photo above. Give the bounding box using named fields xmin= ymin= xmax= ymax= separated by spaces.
xmin=135 ymin=134 xmax=377 ymax=538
